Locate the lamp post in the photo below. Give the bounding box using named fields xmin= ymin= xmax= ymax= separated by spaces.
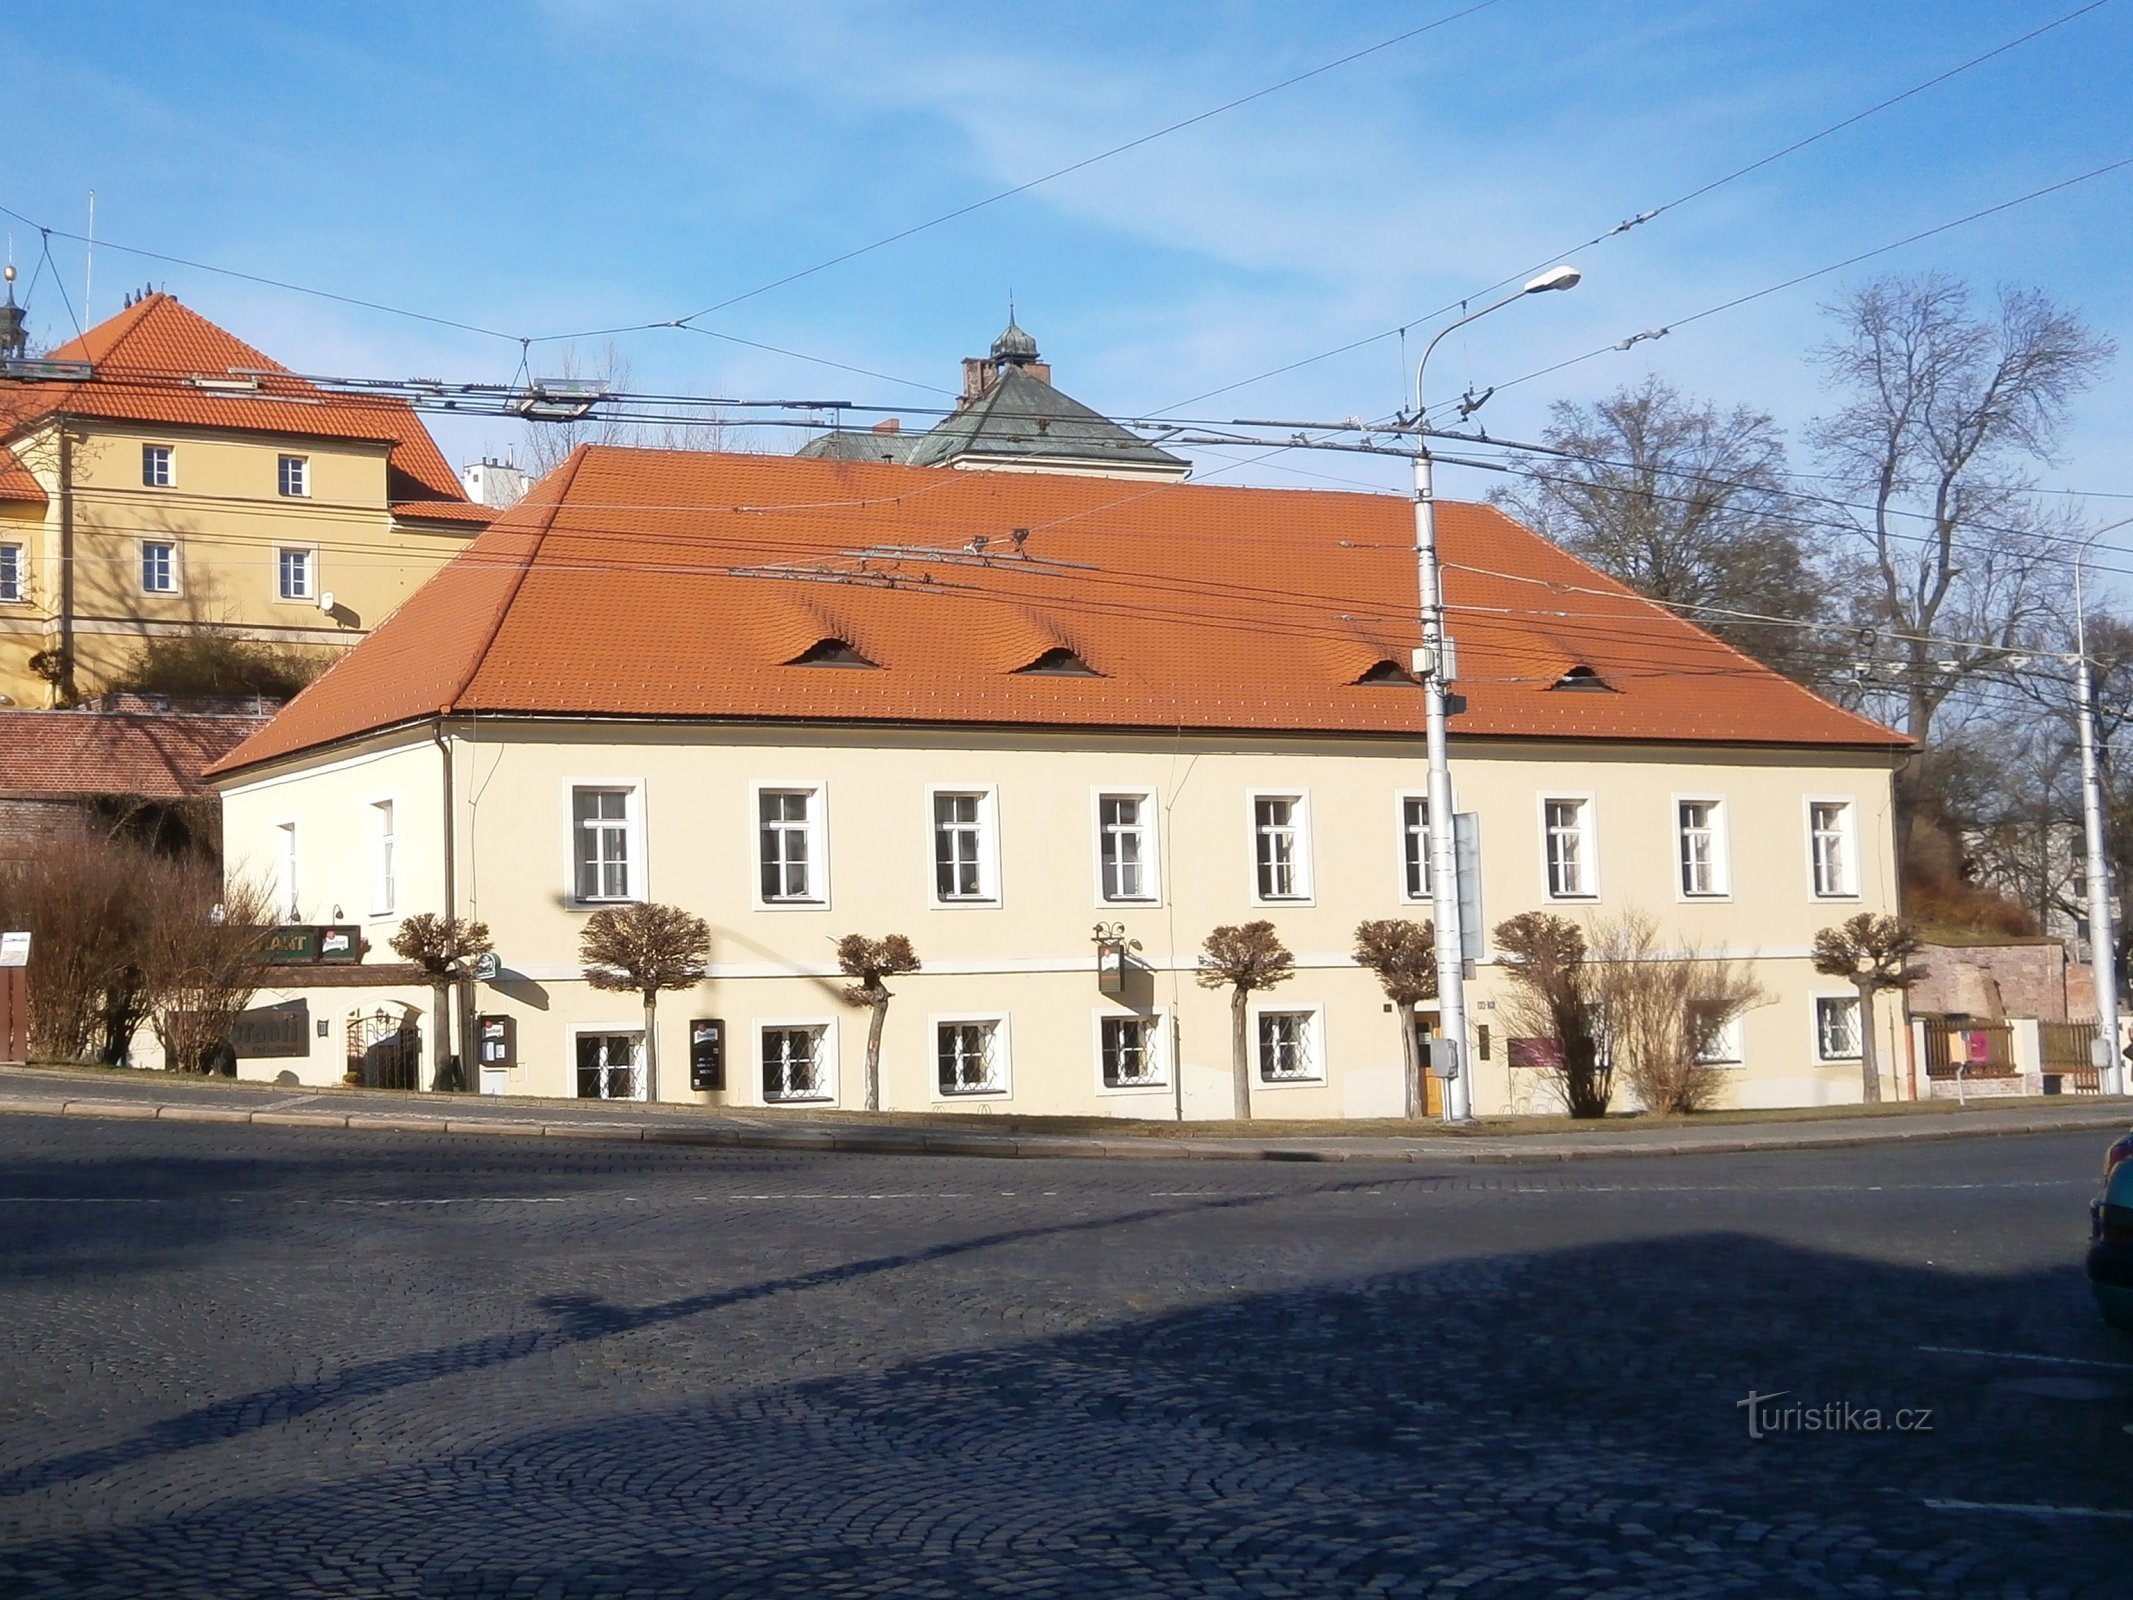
xmin=1412 ymin=265 xmax=1580 ymax=1121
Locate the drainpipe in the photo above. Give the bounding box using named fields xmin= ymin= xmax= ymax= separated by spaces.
xmin=56 ymin=419 xmax=77 ymax=704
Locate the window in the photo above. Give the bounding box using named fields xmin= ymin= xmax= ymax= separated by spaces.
xmin=0 ymin=543 xmax=23 ymax=603
xmin=140 ymin=541 xmax=178 ymax=595
xmin=761 ymin=1025 xmax=832 ymax=1102
xmin=757 ymin=787 xmax=823 ymax=904
xmin=1401 ymin=794 xmax=1431 ymax=901
xmin=1099 ymin=1014 xmax=1165 ymax=1089
xmin=1688 ymin=1002 xmax=1741 ymax=1065
xmin=1815 ymin=997 xmax=1862 ymax=1062
xmin=277 ymin=822 xmax=299 ymax=921
xmin=932 ymin=790 xmax=995 ymax=903
xmin=1677 ymin=799 xmax=1726 ymax=897
xmin=141 ymin=445 xmax=174 ymax=487
xmin=1544 ymin=798 xmax=1593 ymax=898
xmin=370 ymin=801 xmax=395 ymax=916
xmin=937 ymin=1019 xmax=1006 ymax=1095
xmin=278 ymin=455 xmax=309 ymax=497
xmin=278 ymin=547 xmax=315 ymax=601
xmin=1256 ymin=1009 xmax=1321 ymax=1083
xmin=1253 ymin=794 xmax=1309 ymax=901
xmin=1810 ymin=801 xmax=1854 ymax=897
xmin=571 ymin=786 xmax=636 ymax=902
xmin=576 ymin=1032 xmax=645 ymax=1100
xmin=1097 ymin=792 xmax=1155 ymax=902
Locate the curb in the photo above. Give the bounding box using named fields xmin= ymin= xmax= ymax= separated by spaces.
xmin=0 ymin=1092 xmax=2124 ymax=1167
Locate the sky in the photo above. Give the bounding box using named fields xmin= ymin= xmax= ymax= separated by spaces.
xmin=7 ymin=1 xmax=2132 ymax=523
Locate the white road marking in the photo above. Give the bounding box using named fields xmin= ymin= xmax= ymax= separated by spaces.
xmin=1923 ymin=1497 xmax=2133 ymax=1521
xmin=1918 ymin=1345 xmax=2133 ymax=1372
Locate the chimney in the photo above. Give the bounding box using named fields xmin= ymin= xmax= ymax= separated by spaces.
xmin=958 ymin=356 xmax=994 ymax=412
xmin=871 ymin=418 xmax=901 ymax=434
xmin=1025 ymin=361 xmax=1051 ymax=386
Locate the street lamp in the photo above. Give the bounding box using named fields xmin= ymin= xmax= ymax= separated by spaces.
xmin=1412 ymin=264 xmax=1581 ymax=1121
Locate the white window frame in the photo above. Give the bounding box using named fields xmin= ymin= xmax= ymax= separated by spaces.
xmin=1249 ymin=1002 xmax=1326 ymax=1087
xmin=931 ymin=1012 xmax=1011 ymax=1099
xmin=1247 ymin=789 xmax=1314 ymax=905
xmin=1092 ymin=787 xmax=1161 ymax=906
xmin=1396 ymin=789 xmax=1431 ymax=904
xmin=0 ymin=542 xmax=24 ymax=604
xmin=1674 ymin=795 xmax=1730 ymax=900
xmin=570 ymin=1025 xmax=648 ymax=1102
xmin=1687 ymin=1001 xmax=1744 ymax=1066
xmin=752 ymin=781 xmax=829 ymax=909
xmin=277 ymin=454 xmax=310 ymax=498
xmin=1092 ymin=1008 xmax=1170 ymax=1094
xmin=927 ymin=785 xmax=1001 ymax=907
xmin=141 ymin=444 xmax=175 ymax=488
xmin=1806 ymin=797 xmax=1858 ymax=899
xmin=277 ymin=545 xmax=317 ymax=602
xmin=758 ymin=1016 xmax=839 ymax=1105
xmin=140 ymin=539 xmax=180 ymax=596
xmin=1540 ymin=794 xmax=1598 ymax=901
xmin=368 ymin=798 xmax=396 ymax=918
xmin=275 ymin=820 xmax=299 ymax=922
xmin=564 ymin=781 xmax=645 ymax=906
xmin=1812 ymin=994 xmax=1864 ymax=1063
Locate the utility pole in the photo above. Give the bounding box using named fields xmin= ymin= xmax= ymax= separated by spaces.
xmin=2075 ymin=560 xmax=2124 ymax=1093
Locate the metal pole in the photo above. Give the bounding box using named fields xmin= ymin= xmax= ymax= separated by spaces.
xmin=2075 ymin=563 xmax=2124 ymax=1094
xmin=1413 ymin=439 xmax=1471 ymax=1121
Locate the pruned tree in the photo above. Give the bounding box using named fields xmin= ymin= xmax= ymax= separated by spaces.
xmin=1810 ymin=912 xmax=1927 ymax=1104
xmin=1352 ymin=918 xmax=1437 ymax=1118
xmin=1195 ymin=921 xmax=1294 ymax=1120
xmin=835 ymin=933 xmax=921 ymax=1111
xmin=141 ymin=867 xmax=276 ymax=1075
xmin=1586 ymin=911 xmax=1768 ymax=1116
xmin=390 ymin=913 xmax=495 ymax=1092
xmin=578 ymin=902 xmax=711 ymax=1100
xmin=1810 ymin=272 xmax=2114 ymax=858
xmin=1494 ymin=911 xmax=1608 ymax=1118
xmin=1494 ymin=376 xmax=1834 ymax=686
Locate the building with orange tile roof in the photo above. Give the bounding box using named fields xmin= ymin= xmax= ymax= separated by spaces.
xmin=0 ymin=292 xmax=491 ymax=707
xmin=207 ymin=426 xmax=1908 ymax=1120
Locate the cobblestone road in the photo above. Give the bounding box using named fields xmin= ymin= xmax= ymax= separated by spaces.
xmin=0 ymin=1115 xmax=2128 ymax=1597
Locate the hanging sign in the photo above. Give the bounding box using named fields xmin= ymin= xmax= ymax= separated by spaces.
xmin=1097 ymin=942 xmax=1128 ymax=996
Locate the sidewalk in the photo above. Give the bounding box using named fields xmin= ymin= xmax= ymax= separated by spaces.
xmin=3 ymin=1062 xmax=2127 ymax=1165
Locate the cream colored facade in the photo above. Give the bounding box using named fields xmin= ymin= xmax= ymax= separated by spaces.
xmin=219 ymin=717 xmax=1906 ymax=1119
xmin=0 ymin=416 xmax=475 ymax=706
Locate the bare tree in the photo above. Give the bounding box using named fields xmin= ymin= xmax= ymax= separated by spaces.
xmin=1811 ymin=912 xmax=1927 ymax=1103
xmin=1586 ymin=911 xmax=1767 ymax=1116
xmin=518 ymin=342 xmax=735 ymax=478
xmin=1495 ymin=376 xmax=1835 ymax=685
xmin=1195 ymin=921 xmax=1294 ymax=1121
xmin=835 ymin=933 xmax=921 ymax=1112
xmin=1811 ymin=273 xmax=2114 ymax=857
xmin=1494 ymin=912 xmax=1608 ymax=1118
xmin=141 ymin=866 xmax=276 ymax=1075
xmin=390 ymin=914 xmax=495 ymax=1092
xmin=1352 ymin=918 xmax=1437 ymax=1118
xmin=0 ymin=826 xmax=154 ymax=1063
xmin=579 ymin=902 xmax=711 ymax=1100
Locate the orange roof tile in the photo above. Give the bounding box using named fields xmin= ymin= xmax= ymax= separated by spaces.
xmin=389 ymin=497 xmax=495 ymax=527
xmin=212 ymin=445 xmax=1905 ymax=776
xmin=0 ymin=442 xmax=42 ymax=505
xmin=0 ymin=707 xmax=272 ymax=798
xmin=2 ymin=295 xmax=471 ymax=504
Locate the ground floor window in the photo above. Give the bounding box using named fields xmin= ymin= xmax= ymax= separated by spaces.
xmin=1815 ymin=996 xmax=1862 ymax=1062
xmin=1100 ymin=1014 xmax=1164 ymax=1088
xmin=762 ymin=1025 xmax=831 ymax=1102
xmin=937 ymin=1019 xmax=1006 ymax=1096
xmin=1257 ymin=1009 xmax=1321 ymax=1083
xmin=576 ymin=1032 xmax=645 ymax=1100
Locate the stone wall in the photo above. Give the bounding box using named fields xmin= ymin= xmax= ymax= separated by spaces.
xmin=1908 ymin=939 xmax=2071 ymax=1021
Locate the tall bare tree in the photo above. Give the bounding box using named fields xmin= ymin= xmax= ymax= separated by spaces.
xmin=140 ymin=867 xmax=277 ymax=1075
xmin=579 ymin=902 xmax=711 ymax=1101
xmin=1195 ymin=921 xmax=1294 ymax=1121
xmin=518 ymin=342 xmax=735 ymax=478
xmin=1352 ymin=918 xmax=1437 ymax=1118
xmin=390 ymin=914 xmax=494 ymax=1092
xmin=1585 ymin=911 xmax=1767 ymax=1116
xmin=1810 ymin=273 xmax=2114 ymax=857
xmin=1495 ymin=376 xmax=1832 ymax=685
xmin=835 ymin=933 xmax=921 ymax=1112
xmin=1810 ymin=913 xmax=1927 ymax=1104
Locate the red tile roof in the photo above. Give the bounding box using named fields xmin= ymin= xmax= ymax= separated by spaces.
xmin=0 ymin=442 xmax=43 ymax=505
xmin=390 ymin=497 xmax=495 ymax=527
xmin=1 ymin=295 xmax=472 ymax=505
xmin=212 ymin=445 xmax=1905 ymax=776
xmin=0 ymin=708 xmax=272 ymax=798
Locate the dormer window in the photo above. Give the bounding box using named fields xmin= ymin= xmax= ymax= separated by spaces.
xmin=1015 ymin=646 xmax=1098 ymax=677
xmin=1552 ymin=665 xmax=1614 ymax=692
xmin=1355 ymin=658 xmax=1416 ymax=686
xmin=786 ymin=638 xmax=878 ymax=668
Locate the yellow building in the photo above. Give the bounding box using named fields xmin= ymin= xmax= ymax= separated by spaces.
xmin=209 ymin=441 xmax=1909 ymax=1119
xmin=0 ymin=293 xmax=491 ymax=707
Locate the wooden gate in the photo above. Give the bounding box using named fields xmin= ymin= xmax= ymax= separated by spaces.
xmin=2042 ymin=1021 xmax=2103 ymax=1093
xmin=1923 ymin=1020 xmax=2015 ymax=1081
xmin=0 ymin=966 xmax=26 ymax=1064
xmin=346 ymin=1008 xmax=421 ymax=1090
